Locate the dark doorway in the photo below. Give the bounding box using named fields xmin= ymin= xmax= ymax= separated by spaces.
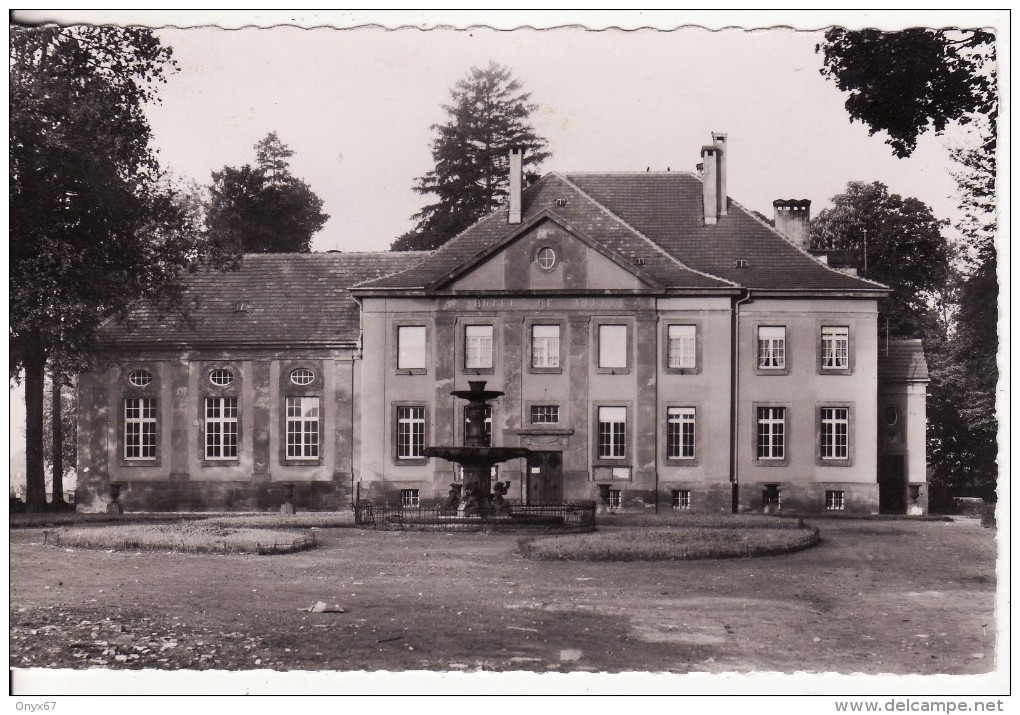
xmin=879 ymin=454 xmax=906 ymax=514
xmin=527 ymin=451 xmax=563 ymax=504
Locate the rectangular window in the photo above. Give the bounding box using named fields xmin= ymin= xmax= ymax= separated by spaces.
xmin=530 ymin=405 xmax=560 ymax=424
xmin=286 ymin=396 xmax=319 ymax=459
xmin=607 ymin=489 xmax=622 ymax=510
xmin=124 ymin=397 xmax=157 ymax=460
xmin=465 ymin=325 xmax=493 ymax=370
xmin=667 ymin=325 xmax=697 ymax=369
xmin=397 ymin=326 xmax=427 ymax=370
xmin=826 ymin=490 xmax=845 ymax=511
xmin=397 ymin=405 xmax=426 ymax=459
xmin=205 ymin=396 xmax=238 ymax=460
xmin=763 ymin=485 xmax=782 ymax=510
xmin=598 ymin=406 xmax=627 ymax=459
xmin=672 ymin=490 xmax=691 ymax=510
xmin=821 ymin=326 xmax=850 ymax=370
xmin=757 ymin=326 xmax=786 ymax=369
xmin=531 ymin=325 xmax=560 ymax=368
xmin=400 ymin=489 xmax=420 ymax=508
xmin=598 ymin=324 xmax=628 ymax=368
xmin=757 ymin=406 xmax=786 ymax=460
xmin=820 ymin=407 xmax=849 ymax=460
xmin=666 ymin=407 xmax=696 ymax=460
xmin=463 ymin=405 xmax=492 ymax=446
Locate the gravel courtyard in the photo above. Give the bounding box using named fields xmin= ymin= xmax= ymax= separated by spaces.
xmin=10 ymin=517 xmax=997 ymax=675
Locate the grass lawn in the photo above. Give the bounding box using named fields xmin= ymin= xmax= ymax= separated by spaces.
xmin=9 ymin=517 xmax=997 ymax=677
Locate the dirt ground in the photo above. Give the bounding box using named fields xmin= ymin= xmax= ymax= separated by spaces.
xmin=9 ymin=517 xmax=998 ymax=676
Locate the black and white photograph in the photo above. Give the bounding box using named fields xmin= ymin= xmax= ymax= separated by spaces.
xmin=8 ymin=9 xmax=1008 ymax=707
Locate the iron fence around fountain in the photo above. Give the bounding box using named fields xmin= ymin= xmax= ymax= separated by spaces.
xmin=354 ymin=499 xmax=596 ymax=533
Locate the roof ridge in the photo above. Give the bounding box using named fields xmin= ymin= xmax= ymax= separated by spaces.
xmin=565 ymin=170 xmax=701 ymax=178
xmin=552 ymin=172 xmax=740 ymax=288
xmin=726 ymin=194 xmax=890 ymax=291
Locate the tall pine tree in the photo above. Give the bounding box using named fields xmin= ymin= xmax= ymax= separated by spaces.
xmin=392 ymin=62 xmax=550 ymax=251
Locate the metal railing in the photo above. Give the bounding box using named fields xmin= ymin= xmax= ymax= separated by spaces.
xmin=354 ymin=499 xmax=596 ymax=531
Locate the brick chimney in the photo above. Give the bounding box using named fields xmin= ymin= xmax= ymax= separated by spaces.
xmin=711 ymin=132 xmax=728 ymax=216
xmin=701 ymin=145 xmax=720 ymax=226
xmin=773 ymin=199 xmax=811 ymax=251
xmin=508 ymin=147 xmax=523 ymax=224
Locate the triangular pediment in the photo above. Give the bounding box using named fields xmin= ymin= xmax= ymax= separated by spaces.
xmin=430 ymin=211 xmax=661 ymax=293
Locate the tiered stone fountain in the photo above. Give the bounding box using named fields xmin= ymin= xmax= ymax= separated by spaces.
xmin=424 ymin=381 xmax=531 ymax=517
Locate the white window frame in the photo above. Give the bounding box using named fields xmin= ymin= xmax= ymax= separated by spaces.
xmin=400 ymin=489 xmax=420 ymax=508
xmin=530 ymin=405 xmax=560 ymax=424
xmin=820 ymin=406 xmax=850 ymax=460
xmin=536 ymin=246 xmax=557 ymax=271
xmin=757 ymin=406 xmax=786 ymax=460
xmin=465 ymin=325 xmax=494 ymax=370
xmin=396 ymin=405 xmax=426 ymax=460
xmin=821 ymin=326 xmax=850 ymax=370
xmin=397 ymin=325 xmax=427 ymax=371
xmin=598 ymin=406 xmax=627 ymax=460
xmin=128 ymin=369 xmax=153 ymax=387
xmin=285 ymin=396 xmax=319 ymax=460
xmin=672 ymin=489 xmax=691 ymax=510
xmin=757 ymin=326 xmax=787 ymax=370
xmin=289 ymin=367 xmax=315 ymax=386
xmin=209 ymin=368 xmax=234 ymax=387
xmin=531 ymin=324 xmax=560 ymax=368
xmin=826 ymin=490 xmax=845 ymax=511
xmin=598 ymin=324 xmax=628 ymax=369
xmin=667 ymin=325 xmax=697 ymax=369
xmin=124 ymin=397 xmax=157 ymax=460
xmin=666 ymin=407 xmax=696 ymax=460
xmin=205 ymin=396 xmax=239 ymax=460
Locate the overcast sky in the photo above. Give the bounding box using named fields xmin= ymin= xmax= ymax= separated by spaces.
xmin=139 ymin=19 xmax=982 ymax=253
xmin=9 ymin=10 xmax=1006 ymax=482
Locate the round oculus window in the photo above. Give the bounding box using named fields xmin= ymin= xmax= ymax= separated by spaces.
xmin=290 ymin=368 xmax=315 ymax=386
xmin=209 ymin=369 xmax=234 ymax=386
xmin=128 ymin=369 xmax=153 ymax=387
xmin=536 ymin=246 xmax=557 ymax=271
xmin=885 ymin=405 xmax=900 ymax=426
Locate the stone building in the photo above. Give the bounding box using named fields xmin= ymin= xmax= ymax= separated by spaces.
xmin=76 ymin=135 xmax=929 ymax=514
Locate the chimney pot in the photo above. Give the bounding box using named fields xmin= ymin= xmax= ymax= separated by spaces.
xmin=508 ymin=147 xmax=523 ymax=224
xmin=711 ymin=132 xmax=728 ymax=216
xmin=772 ymin=199 xmax=812 ymax=251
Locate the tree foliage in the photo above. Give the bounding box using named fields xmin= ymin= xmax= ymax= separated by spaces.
xmin=817 ymin=28 xmax=997 ymax=157
xmin=818 ymin=28 xmax=1000 ymax=503
xmin=207 ymin=132 xmax=329 ymax=253
xmin=811 ymin=181 xmax=951 ymax=340
xmin=392 ymin=62 xmax=551 ymax=251
xmin=10 ymin=26 xmax=221 ymax=510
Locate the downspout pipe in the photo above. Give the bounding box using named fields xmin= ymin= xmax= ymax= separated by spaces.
xmin=730 ymin=289 xmax=753 ymax=513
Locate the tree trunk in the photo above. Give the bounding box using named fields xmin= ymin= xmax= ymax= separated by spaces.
xmin=23 ymin=336 xmax=47 ymax=512
xmin=51 ymin=376 xmax=65 ymax=507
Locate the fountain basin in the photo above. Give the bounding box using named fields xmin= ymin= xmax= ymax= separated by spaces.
xmin=422 ymin=446 xmax=531 ymax=463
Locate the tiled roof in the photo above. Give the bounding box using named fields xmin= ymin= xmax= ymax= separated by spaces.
xmin=100 ymin=252 xmax=425 ymax=347
xmin=356 ymin=174 xmax=737 ymax=291
xmin=565 ymin=173 xmax=886 ymax=292
xmin=359 ymin=171 xmax=887 ymax=294
xmin=878 ymin=339 xmax=931 ymax=383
